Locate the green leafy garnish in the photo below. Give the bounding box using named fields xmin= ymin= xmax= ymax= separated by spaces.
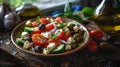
xmin=81 ymin=7 xmax=94 ymax=18
xmin=36 ymin=16 xmax=40 ymax=23
xmin=51 ymin=34 xmax=58 ymax=39
xmin=60 ymin=2 xmax=83 ymax=23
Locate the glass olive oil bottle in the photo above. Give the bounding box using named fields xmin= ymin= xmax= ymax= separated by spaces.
xmin=16 ymin=3 xmax=40 ymax=21
xmin=93 ymin=0 xmax=120 ymax=35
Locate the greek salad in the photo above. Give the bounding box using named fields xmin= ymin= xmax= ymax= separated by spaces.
xmin=16 ymin=17 xmax=86 ymax=54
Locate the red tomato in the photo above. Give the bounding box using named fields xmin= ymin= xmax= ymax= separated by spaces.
xmin=46 ymin=23 xmax=55 ymax=31
xmin=90 ymin=29 xmax=104 ymax=40
xmin=88 ymin=41 xmax=98 ymax=52
xmin=31 ymin=30 xmax=41 ymax=36
xmin=32 ymin=22 xmax=38 ymax=27
xmin=63 ymin=32 xmax=71 ymax=41
xmin=32 ymin=34 xmax=47 ymax=46
xmin=55 ymin=17 xmax=63 ymax=23
xmin=40 ymin=18 xmax=49 ymax=24
xmin=47 ymin=39 xmax=61 ymax=46
xmin=58 ymin=31 xmax=65 ymax=39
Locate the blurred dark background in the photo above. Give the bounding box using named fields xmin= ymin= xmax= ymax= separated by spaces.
xmin=80 ymin=0 xmax=102 ymax=8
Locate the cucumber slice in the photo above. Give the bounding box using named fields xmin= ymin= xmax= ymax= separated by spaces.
xmin=52 ymin=44 xmax=65 ymax=53
xmin=16 ymin=38 xmax=24 ymax=45
xmin=24 ymin=27 xmax=34 ymax=33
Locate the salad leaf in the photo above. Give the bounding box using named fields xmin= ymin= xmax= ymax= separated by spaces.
xmin=81 ymin=7 xmax=94 ymax=18
xmin=63 ymin=2 xmax=83 ymax=23
xmin=36 ymin=16 xmax=40 ymax=23
xmin=51 ymin=34 xmax=58 ymax=39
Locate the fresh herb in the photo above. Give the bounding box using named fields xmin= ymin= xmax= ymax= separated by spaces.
xmin=51 ymin=34 xmax=58 ymax=39
xmin=57 ymin=23 xmax=64 ymax=28
xmin=81 ymin=7 xmax=94 ymax=18
xmin=59 ymin=2 xmax=83 ymax=23
xmin=64 ymin=2 xmax=72 ymax=17
xmin=36 ymin=16 xmax=40 ymax=23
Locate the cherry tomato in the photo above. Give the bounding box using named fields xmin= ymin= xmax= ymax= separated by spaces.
xmin=88 ymin=41 xmax=98 ymax=52
xmin=31 ymin=30 xmax=41 ymax=36
xmin=32 ymin=34 xmax=47 ymax=46
xmin=63 ymin=32 xmax=71 ymax=41
xmin=32 ymin=22 xmax=38 ymax=27
xmin=40 ymin=18 xmax=49 ymax=24
xmin=46 ymin=23 xmax=55 ymax=31
xmin=90 ymin=29 xmax=104 ymax=40
xmin=47 ymin=39 xmax=61 ymax=46
xmin=58 ymin=31 xmax=65 ymax=39
xmin=55 ymin=17 xmax=63 ymax=23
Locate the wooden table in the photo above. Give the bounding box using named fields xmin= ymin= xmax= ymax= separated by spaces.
xmin=0 ymin=22 xmax=120 ymax=67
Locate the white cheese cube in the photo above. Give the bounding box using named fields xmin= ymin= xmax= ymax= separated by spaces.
xmin=25 ymin=20 xmax=32 ymax=27
xmin=65 ymin=44 xmax=72 ymax=50
xmin=21 ymin=32 xmax=29 ymax=39
xmin=43 ymin=43 xmax=56 ymax=54
xmin=41 ymin=32 xmax=51 ymax=38
xmin=67 ymin=37 xmax=75 ymax=44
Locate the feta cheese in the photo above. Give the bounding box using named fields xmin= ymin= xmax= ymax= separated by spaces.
xmin=21 ymin=32 xmax=29 ymax=39
xmin=43 ymin=43 xmax=56 ymax=54
xmin=23 ymin=41 xmax=32 ymax=49
xmin=41 ymin=32 xmax=51 ymax=38
xmin=67 ymin=37 xmax=75 ymax=44
xmin=25 ymin=20 xmax=32 ymax=27
xmin=65 ymin=44 xmax=72 ymax=50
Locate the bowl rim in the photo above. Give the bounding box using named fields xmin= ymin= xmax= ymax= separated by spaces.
xmin=11 ymin=17 xmax=90 ymax=57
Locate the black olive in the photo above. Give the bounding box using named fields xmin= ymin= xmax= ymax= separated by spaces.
xmin=106 ymin=36 xmax=116 ymax=44
xmin=34 ymin=46 xmax=43 ymax=53
xmin=67 ymin=24 xmax=75 ymax=31
xmin=25 ymin=36 xmax=32 ymax=42
xmin=39 ymin=24 xmax=45 ymax=30
xmin=70 ymin=31 xmax=75 ymax=36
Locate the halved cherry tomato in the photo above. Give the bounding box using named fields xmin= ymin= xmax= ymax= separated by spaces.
xmin=90 ymin=29 xmax=104 ymax=40
xmin=63 ymin=32 xmax=71 ymax=41
xmin=55 ymin=17 xmax=63 ymax=23
xmin=58 ymin=31 xmax=65 ymax=39
xmin=47 ymin=39 xmax=61 ymax=46
xmin=88 ymin=41 xmax=98 ymax=52
xmin=32 ymin=22 xmax=38 ymax=27
xmin=31 ymin=30 xmax=41 ymax=36
xmin=32 ymin=34 xmax=47 ymax=46
xmin=46 ymin=23 xmax=55 ymax=31
xmin=40 ymin=18 xmax=49 ymax=24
